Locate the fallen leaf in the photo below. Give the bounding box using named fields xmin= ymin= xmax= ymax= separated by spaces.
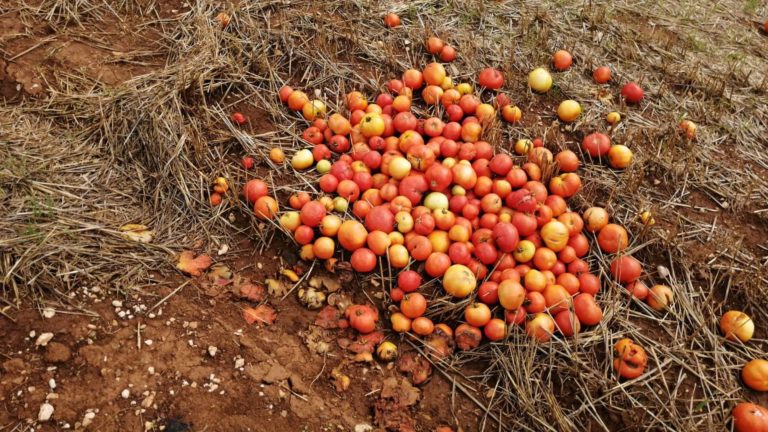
xmin=597 ymin=88 xmax=613 ymax=104
xmin=331 ymin=363 xmax=351 ymax=392
xmin=314 ymin=305 xmax=341 ymax=329
xmin=302 ymin=325 xmax=331 ymax=355
xmin=353 ymin=352 xmax=373 ymax=362
xmin=281 ymin=269 xmax=299 ymax=282
xmin=237 ymin=283 xmax=266 ymax=303
xmin=243 ymin=305 xmax=276 ymax=325
xmin=266 ymin=278 xmax=288 ymax=297
xmin=327 ymin=292 xmax=352 ymax=311
xmin=176 ymin=251 xmax=213 ymax=277
xmin=119 ymin=224 xmax=154 ymax=243
xmin=298 ymin=287 xmax=326 ymax=309
xmin=208 ymin=264 xmax=233 ymax=285
xmin=308 ymin=275 xmax=341 ymax=293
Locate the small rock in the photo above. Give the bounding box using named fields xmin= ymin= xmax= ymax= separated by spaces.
xmin=144 ymin=339 xmax=153 ymax=346
xmin=2 ymin=358 xmax=26 ymax=373
xmin=207 ymin=346 xmax=218 ymax=357
xmin=121 ymin=389 xmax=130 ymax=399
xmin=289 ymin=374 xmax=310 ymax=395
xmin=234 ymin=358 xmax=245 ymax=369
xmin=44 ymin=342 xmax=72 ymax=363
xmin=42 ymin=308 xmax=56 ymax=319
xmin=112 ymin=300 xmax=123 ymax=307
xmin=38 ymin=403 xmax=54 ymax=422
xmin=147 ymin=366 xmax=155 ymax=375
xmin=244 ymin=363 xmax=270 ymax=382
xmin=657 ymin=265 xmax=670 ymax=279
xmin=354 ymin=425 xmax=373 ymax=432
xmin=82 ymin=412 xmax=96 ymax=427
xmin=36 ymin=333 xmax=54 ymax=347
xmin=263 ymin=364 xmax=291 ymax=384
xmin=141 ymin=392 xmax=155 ymax=409
xmin=49 ymin=379 xmax=56 ymax=389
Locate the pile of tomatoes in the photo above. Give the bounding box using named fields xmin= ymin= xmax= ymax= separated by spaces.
xmin=230 ymin=18 xmax=768 ymax=430
xmin=249 ymin=58 xmax=672 ymax=354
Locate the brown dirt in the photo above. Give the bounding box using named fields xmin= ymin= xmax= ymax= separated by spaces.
xmin=0 ymin=235 xmax=479 ymax=431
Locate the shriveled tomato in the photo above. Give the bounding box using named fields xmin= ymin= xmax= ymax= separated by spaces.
xmin=454 ymin=324 xmax=482 ymax=350
xmin=612 ymin=338 xmax=647 ymax=379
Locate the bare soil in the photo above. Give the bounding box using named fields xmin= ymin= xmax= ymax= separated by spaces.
xmin=0 ymin=237 xmax=478 ymax=431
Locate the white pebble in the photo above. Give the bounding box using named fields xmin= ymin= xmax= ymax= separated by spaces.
xmin=207 ymin=346 xmax=218 ymax=357
xmin=38 ymin=403 xmax=54 ymax=422
xmin=112 ymin=300 xmax=123 ymax=307
xmin=35 ymin=333 xmax=54 ymax=347
xmin=234 ymin=358 xmax=245 ymax=369
xmin=148 ymin=366 xmax=155 ymax=375
xmin=48 ymin=379 xmax=56 ymax=390
xmin=29 ymin=330 xmax=36 ymax=338
xmin=144 ymin=339 xmax=153 ymax=346
xmin=121 ymin=389 xmax=130 ymax=399
xmin=82 ymin=412 xmax=96 ymax=427
xmin=42 ymin=308 xmax=56 ymax=319
xmin=657 ymin=265 xmax=671 ymax=279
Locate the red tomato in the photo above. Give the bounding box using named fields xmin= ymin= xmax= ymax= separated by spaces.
xmin=351 ymin=248 xmax=377 ymax=272
xmin=478 ymin=68 xmax=504 ymax=89
xmin=398 ymin=270 xmax=422 ymax=292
